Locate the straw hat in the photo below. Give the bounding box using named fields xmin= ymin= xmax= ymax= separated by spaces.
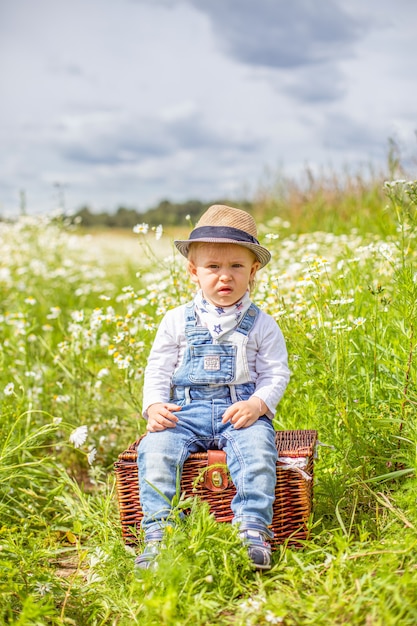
xmin=174 ymin=204 xmax=271 ymax=268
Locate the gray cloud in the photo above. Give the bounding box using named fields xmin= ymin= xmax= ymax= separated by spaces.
xmin=61 ymin=123 xmax=172 ymax=165
xmin=189 ymin=0 xmax=363 ymax=69
xmin=48 ymin=61 xmax=85 ymax=77
xmin=321 ymin=113 xmax=385 ymax=153
xmin=284 ymin=63 xmax=346 ymax=103
xmin=58 ymin=111 xmax=261 ymax=167
xmin=1 ymin=0 xmax=416 ymax=215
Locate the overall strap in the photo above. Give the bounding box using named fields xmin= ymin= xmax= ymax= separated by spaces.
xmin=234 ymin=303 xmax=260 ymax=336
xmin=184 ymin=302 xmax=197 ymax=329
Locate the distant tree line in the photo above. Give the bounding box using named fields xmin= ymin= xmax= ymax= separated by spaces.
xmin=71 ymin=200 xmax=252 ymax=228
xmin=70 ymin=199 xmax=254 ymax=229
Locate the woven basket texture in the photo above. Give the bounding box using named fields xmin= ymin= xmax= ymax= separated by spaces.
xmin=115 ymin=429 xmax=317 ymax=549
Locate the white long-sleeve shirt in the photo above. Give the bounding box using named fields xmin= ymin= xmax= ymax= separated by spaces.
xmin=143 ymin=303 xmax=291 ymax=419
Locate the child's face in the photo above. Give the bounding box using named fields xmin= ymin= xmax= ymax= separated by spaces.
xmin=188 ymin=243 xmax=260 ymax=307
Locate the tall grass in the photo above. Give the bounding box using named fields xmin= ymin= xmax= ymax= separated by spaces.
xmin=1 ymin=176 xmax=417 ymax=624
xmin=254 ymin=143 xmax=407 ymax=236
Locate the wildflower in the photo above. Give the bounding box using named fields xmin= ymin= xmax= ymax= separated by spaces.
xmin=332 ymin=320 xmax=351 ymax=332
xmin=114 ymin=354 xmax=133 ymax=369
xmin=86 ymin=571 xmax=102 ymax=584
xmin=71 ymin=310 xmax=84 ymax=322
xmin=89 ymin=547 xmax=108 ymax=567
xmin=88 ymin=465 xmax=103 ymax=485
xmin=265 ymin=611 xmax=283 ymax=624
xmin=58 ymin=341 xmax=69 ymax=354
xmin=34 ymin=582 xmax=52 ymax=596
xmin=69 ymin=425 xmax=88 ymax=448
xmin=352 ymin=317 xmax=366 ymax=327
xmin=396 ymin=222 xmax=411 ymax=233
xmin=377 ymin=243 xmax=396 ymax=262
xmin=54 ymin=394 xmax=70 ymax=403
xmin=330 ymin=298 xmax=354 ymax=306
xmin=155 ymin=224 xmax=163 ymax=240
xmin=99 ymin=333 xmax=110 ymax=348
xmin=24 ymin=296 xmax=37 ymax=305
xmin=133 ymin=223 xmax=149 ymax=235
xmin=97 ymin=367 xmax=109 ymax=379
xmin=324 ymin=553 xmax=336 ymax=567
xmin=114 ymin=331 xmax=126 ymax=344
xmin=239 ymin=596 xmax=266 ymax=611
xmin=4 ymin=382 xmax=15 ymax=396
xmin=87 ymin=447 xmax=97 ymax=465
xmin=47 ymin=306 xmax=61 ymax=319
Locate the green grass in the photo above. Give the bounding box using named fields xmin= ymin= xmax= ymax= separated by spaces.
xmin=1 ymin=178 xmax=417 ymax=624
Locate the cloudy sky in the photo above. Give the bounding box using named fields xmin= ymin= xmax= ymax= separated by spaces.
xmin=1 ymin=0 xmax=416 ymax=216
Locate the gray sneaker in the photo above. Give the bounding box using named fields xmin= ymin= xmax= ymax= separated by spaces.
xmin=134 ymin=540 xmax=162 ymax=570
xmin=239 ymin=528 xmax=272 ymax=570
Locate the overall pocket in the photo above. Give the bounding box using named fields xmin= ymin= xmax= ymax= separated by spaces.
xmin=189 ymin=344 xmax=236 ymax=384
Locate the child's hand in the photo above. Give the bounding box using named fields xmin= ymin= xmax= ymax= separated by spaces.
xmin=146 ymin=402 xmax=181 ymax=432
xmin=221 ymin=397 xmax=267 ymax=430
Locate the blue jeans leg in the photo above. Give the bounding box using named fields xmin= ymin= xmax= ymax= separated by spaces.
xmin=137 ymin=429 xmax=187 ymax=538
xmin=220 ymin=415 xmax=277 ymax=533
xmin=137 ymin=402 xmax=215 ymax=538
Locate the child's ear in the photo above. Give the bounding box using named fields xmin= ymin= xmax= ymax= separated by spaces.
xmin=188 ymin=261 xmax=200 ymax=285
xmin=250 ymin=261 xmax=261 ymax=280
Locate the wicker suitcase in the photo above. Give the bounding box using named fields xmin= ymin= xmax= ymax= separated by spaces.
xmin=115 ymin=429 xmax=317 ymax=549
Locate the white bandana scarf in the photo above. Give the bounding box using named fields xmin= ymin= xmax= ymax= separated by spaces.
xmin=194 ymin=289 xmax=252 ymax=339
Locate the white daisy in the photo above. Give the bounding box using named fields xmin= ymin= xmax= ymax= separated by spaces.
xmin=87 ymin=447 xmax=97 ymax=465
xmin=4 ymin=382 xmax=15 ymax=396
xmin=133 ymin=223 xmax=149 ymax=235
xmin=69 ymin=425 xmax=88 ymax=448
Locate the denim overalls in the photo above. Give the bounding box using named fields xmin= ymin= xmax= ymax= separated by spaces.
xmin=138 ymin=303 xmax=278 ymax=540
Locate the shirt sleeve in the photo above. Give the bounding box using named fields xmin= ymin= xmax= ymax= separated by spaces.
xmin=142 ymin=306 xmax=184 ymax=417
xmin=249 ymin=312 xmax=291 ymax=419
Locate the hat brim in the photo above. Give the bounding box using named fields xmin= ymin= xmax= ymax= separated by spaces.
xmin=174 ymin=237 xmax=271 ymax=268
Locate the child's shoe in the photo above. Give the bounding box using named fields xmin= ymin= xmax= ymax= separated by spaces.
xmin=134 ymin=540 xmax=161 ymax=570
xmin=134 ymin=529 xmax=164 ymax=571
xmin=239 ymin=528 xmax=272 ymax=570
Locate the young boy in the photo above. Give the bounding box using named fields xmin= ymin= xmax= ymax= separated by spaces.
xmin=136 ymin=205 xmax=290 ymax=570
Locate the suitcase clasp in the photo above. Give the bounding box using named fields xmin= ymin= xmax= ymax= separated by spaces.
xmin=202 ymin=449 xmax=229 ymax=492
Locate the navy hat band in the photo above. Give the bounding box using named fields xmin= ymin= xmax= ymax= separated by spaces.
xmin=189 ymin=225 xmax=259 ymax=245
